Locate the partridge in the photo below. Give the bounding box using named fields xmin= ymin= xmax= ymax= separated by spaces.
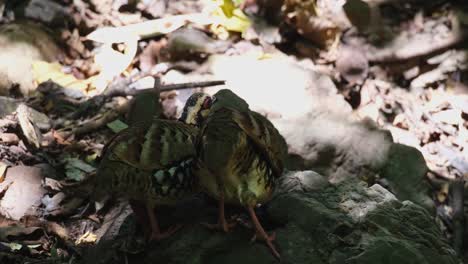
xmin=95 ymin=92 xmax=212 ymax=240
xmin=182 ymin=89 xmax=287 ymax=258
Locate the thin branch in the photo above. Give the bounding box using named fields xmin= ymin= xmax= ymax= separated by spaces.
xmin=124 ymin=80 xmax=226 ymax=96
xmin=59 ymin=102 xmax=130 ymax=139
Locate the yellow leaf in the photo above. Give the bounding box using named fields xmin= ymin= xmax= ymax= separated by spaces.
xmin=75 ymin=231 xmax=97 ymax=245
xmin=32 ymin=61 xmax=89 ymax=91
xmin=221 ymin=0 xmax=235 ymax=17
xmin=211 ymin=0 xmax=251 ymax=34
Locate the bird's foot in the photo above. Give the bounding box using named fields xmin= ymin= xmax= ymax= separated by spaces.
xmin=201 ymin=219 xmax=237 ymax=233
xmin=250 ymin=231 xmax=276 ymax=243
xmin=251 ymin=231 xmax=280 ymax=259
xmin=148 ymin=224 xmax=183 ymax=241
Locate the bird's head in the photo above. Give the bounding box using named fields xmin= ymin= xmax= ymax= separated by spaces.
xmin=179 ymin=92 xmax=213 ymax=126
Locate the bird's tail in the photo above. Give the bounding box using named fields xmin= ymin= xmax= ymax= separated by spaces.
xmin=60 ymin=172 xmax=101 ymax=200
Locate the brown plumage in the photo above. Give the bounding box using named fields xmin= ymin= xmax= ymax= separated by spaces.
xmin=95 ymin=118 xmax=199 ymax=240
xmin=95 ymin=88 xmax=212 ymax=240
xmin=186 ymin=89 xmax=288 ymax=258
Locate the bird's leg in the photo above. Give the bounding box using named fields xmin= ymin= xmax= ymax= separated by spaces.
xmin=203 ymin=192 xmax=236 ymax=232
xmin=218 ymin=192 xmax=233 ymax=232
xmin=129 ymin=200 xmax=151 ymax=235
xmin=247 ymin=206 xmax=280 ymax=259
xmin=146 ymin=204 xmax=181 ymax=241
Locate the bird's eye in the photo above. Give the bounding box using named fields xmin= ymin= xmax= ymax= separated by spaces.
xmin=202 ymin=97 xmax=212 ymax=110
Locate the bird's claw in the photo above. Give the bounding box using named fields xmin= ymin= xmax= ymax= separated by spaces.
xmin=149 ymin=224 xmax=183 ymax=241
xmin=250 ymin=231 xmax=280 ymax=259
xmin=201 ymin=220 xmax=237 ymax=233
xmin=250 ymin=231 xmax=276 ymax=243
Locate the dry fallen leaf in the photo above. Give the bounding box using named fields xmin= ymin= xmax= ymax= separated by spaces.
xmin=45 ymin=222 xmax=69 ymax=241
xmin=0 ymin=162 xmax=7 ymax=183
xmin=85 ymin=13 xmax=211 ymax=43
xmin=0 ymin=226 xmax=42 ymax=241
xmin=0 ymin=166 xmax=46 ymax=220
xmin=0 ymin=133 xmax=20 ymax=145
xmin=431 ymin=109 xmax=462 ymax=125
xmin=75 ymin=231 xmax=97 ymax=245
xmin=336 ymin=44 xmax=369 ymax=84
xmin=16 ymin=104 xmax=42 ymax=148
xmin=91 ymin=39 xmax=138 ymax=92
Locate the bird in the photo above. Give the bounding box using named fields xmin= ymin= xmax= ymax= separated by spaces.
xmin=181 ymin=89 xmax=288 ymax=258
xmin=94 ymin=92 xmax=213 ymax=241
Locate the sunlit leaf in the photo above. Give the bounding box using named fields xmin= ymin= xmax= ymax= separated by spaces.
xmin=27 ymin=244 xmax=42 ymax=249
xmin=32 ymin=61 xmax=90 ymax=91
xmin=0 ymin=242 xmax=22 ymax=251
xmin=75 ymin=231 xmax=97 ymax=245
xmin=85 ymin=153 xmax=99 ymax=163
xmin=66 ymin=158 xmax=96 ymax=173
xmin=65 ymin=167 xmax=86 ymax=181
xmin=106 ymin=119 xmax=129 ymax=133
xmin=65 ymin=158 xmax=96 ymax=181
xmin=211 ymin=0 xmax=251 ymax=35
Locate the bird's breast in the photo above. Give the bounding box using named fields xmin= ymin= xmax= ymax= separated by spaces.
xmin=198 ymin=140 xmax=275 ymax=206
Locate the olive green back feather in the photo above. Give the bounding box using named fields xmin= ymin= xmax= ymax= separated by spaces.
xmin=196 ymin=106 xmax=287 ymax=180
xmin=211 ymin=89 xmax=249 ymax=113
xmin=104 ymin=119 xmax=198 ymax=170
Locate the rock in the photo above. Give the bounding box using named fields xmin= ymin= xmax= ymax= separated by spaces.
xmin=271 ymin=111 xmax=434 ymax=210
xmin=0 ymin=21 xmax=62 ymax=95
xmin=272 ymin=113 xmax=392 ymax=183
xmin=381 ymin=143 xmax=434 ymax=211
xmin=129 ymin=171 xmax=457 ymax=264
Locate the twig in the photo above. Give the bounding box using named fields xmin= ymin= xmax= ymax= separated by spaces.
xmin=160 ymin=80 xmax=226 ymax=91
xmin=59 ymin=102 xmax=130 ymax=139
xmin=110 ymin=80 xmax=226 ymax=97
xmin=73 ymin=105 xmax=129 ymax=137
xmin=61 ymin=79 xmax=224 ymax=138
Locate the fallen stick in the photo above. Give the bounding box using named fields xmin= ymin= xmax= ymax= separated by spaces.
xmin=62 ymin=79 xmax=225 ymax=138
xmin=59 ymin=102 xmax=129 ymax=139
xmin=104 ymin=79 xmax=226 ymax=97
xmin=133 ymin=80 xmax=226 ymax=94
